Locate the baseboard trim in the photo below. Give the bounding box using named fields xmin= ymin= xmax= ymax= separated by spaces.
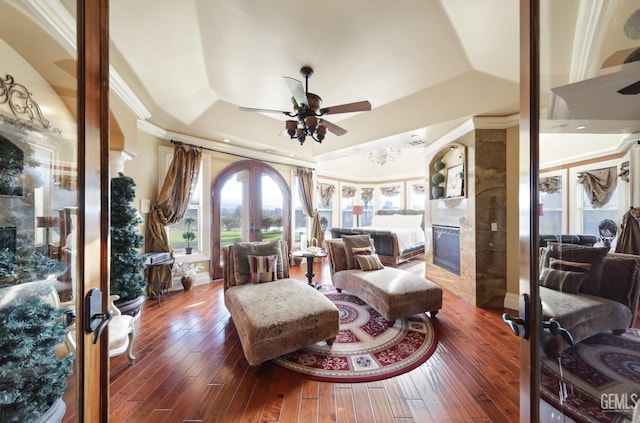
xmin=504 ymin=292 xmax=519 ymax=311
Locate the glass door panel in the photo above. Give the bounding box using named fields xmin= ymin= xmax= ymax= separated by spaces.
xmin=220 ymin=170 xmax=249 ymax=246
xmin=261 ymin=172 xmax=284 ymax=242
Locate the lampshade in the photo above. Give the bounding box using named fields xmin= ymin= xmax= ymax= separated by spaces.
xmin=352 ymin=205 xmax=364 ymax=216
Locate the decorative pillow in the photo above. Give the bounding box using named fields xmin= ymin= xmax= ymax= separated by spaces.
xmin=355 ymin=254 xmax=384 ymax=271
xmin=351 ymin=246 xmax=373 ymax=269
xmin=232 ymin=241 xmax=283 ymax=284
xmin=342 ymin=235 xmax=375 ymax=269
xmin=542 ymin=243 xmax=609 ymax=296
xmin=247 ymin=254 xmax=277 ymax=283
xmin=549 ymin=258 xmax=592 ymax=273
xmin=539 ymin=268 xmax=587 ymax=294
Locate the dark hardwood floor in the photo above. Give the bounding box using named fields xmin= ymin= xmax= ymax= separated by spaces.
xmin=65 ymin=258 xmax=521 ymax=422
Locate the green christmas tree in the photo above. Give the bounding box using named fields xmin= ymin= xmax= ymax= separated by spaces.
xmin=110 ymin=173 xmax=146 ymax=302
xmin=0 ymin=297 xmax=74 ymax=422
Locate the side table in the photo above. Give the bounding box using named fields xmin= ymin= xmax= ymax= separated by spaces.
xmin=291 ymin=250 xmax=327 ymax=289
xmin=144 ymin=258 xmax=174 ymax=305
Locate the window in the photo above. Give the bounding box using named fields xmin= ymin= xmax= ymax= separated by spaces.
xmin=409 ymin=183 xmax=426 ymax=210
xmin=539 ymin=175 xmax=563 ymax=234
xmin=292 ymin=175 xmax=307 ymax=244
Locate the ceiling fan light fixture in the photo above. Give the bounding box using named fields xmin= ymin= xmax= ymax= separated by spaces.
xmin=305 ymin=116 xmax=318 ymax=133
xmin=285 ymin=120 xmax=298 ymax=138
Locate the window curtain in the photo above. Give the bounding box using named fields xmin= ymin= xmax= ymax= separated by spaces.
xmin=296 ymin=167 xmax=323 ymax=245
xmin=412 ymin=183 xmax=425 ymax=194
xmin=577 ymin=166 xmax=617 ymax=208
xmin=341 ymin=186 xmax=356 ymax=198
xmin=318 ymin=183 xmax=335 ymax=208
xmin=380 ymin=185 xmax=401 ymax=196
xmin=616 ymin=207 xmax=640 ymax=254
xmin=619 ymin=161 xmax=630 ymax=183
xmin=539 ymin=176 xmax=561 ymax=194
xmin=146 ymin=145 xmax=202 ymax=286
xmin=361 ymin=188 xmax=374 ymax=204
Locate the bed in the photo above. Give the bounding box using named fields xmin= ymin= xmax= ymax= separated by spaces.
xmin=330 ymin=209 xmax=425 ymax=267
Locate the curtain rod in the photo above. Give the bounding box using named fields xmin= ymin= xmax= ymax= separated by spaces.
xmin=170 ymin=139 xmax=315 ymax=171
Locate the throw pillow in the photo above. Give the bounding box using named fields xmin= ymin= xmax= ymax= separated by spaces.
xmin=351 ymin=246 xmax=373 ymax=269
xmin=247 ymin=254 xmax=278 ymax=283
xmin=540 ymin=268 xmax=587 ymax=294
xmin=542 ymin=242 xmax=609 ymax=296
xmin=342 ymin=234 xmax=375 ymax=269
xmin=355 ymin=254 xmax=384 ymax=271
xmin=232 ymin=241 xmax=283 ymax=284
xmin=549 ymin=258 xmax=592 ymax=273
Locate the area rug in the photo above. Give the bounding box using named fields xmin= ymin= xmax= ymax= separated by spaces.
xmin=540 ymin=328 xmax=640 ymax=423
xmin=272 ymin=291 xmax=438 ymax=383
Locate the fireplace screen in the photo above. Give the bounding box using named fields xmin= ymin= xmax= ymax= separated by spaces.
xmin=433 ymin=225 xmax=460 ymax=275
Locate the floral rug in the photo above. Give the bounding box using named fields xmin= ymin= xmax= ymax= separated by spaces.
xmin=541 ymin=328 xmax=640 ymax=422
xmin=272 ymin=291 xmax=438 ymax=383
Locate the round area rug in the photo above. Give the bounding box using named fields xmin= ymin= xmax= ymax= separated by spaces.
xmin=272 ymin=291 xmax=438 ymax=383
xmin=541 ymin=328 xmax=640 ymax=423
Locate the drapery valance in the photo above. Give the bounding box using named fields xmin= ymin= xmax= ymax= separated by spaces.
xmin=539 ymin=176 xmax=561 ymax=194
xmin=577 ymin=166 xmax=617 ymax=208
xmin=342 ymin=186 xmax=356 ymax=198
xmin=380 ymin=185 xmax=401 ymax=196
xmin=361 ymin=188 xmax=374 ymax=203
xmin=318 ymin=183 xmax=335 ymax=208
xmin=412 ymin=183 xmax=425 ymax=194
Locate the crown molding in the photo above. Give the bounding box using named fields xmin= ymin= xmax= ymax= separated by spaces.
xmin=137 ymin=120 xmax=316 ymax=169
xmin=541 ymin=132 xmax=640 ymax=169
xmin=24 ymin=0 xmax=151 ymax=120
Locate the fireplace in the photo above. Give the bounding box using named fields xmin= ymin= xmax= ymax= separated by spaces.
xmin=433 ymin=225 xmax=460 ymax=275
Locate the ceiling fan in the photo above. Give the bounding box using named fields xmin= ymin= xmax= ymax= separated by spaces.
xmin=239 ymin=66 xmax=372 ymax=145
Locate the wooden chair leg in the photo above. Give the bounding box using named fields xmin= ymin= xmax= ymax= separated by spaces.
xmin=126 ymin=330 xmax=136 ymax=363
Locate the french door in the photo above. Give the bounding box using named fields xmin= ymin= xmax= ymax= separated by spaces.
xmin=210 ymin=160 xmax=291 ymax=279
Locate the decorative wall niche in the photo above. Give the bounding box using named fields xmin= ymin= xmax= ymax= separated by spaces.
xmin=429 ymin=143 xmax=466 ymax=200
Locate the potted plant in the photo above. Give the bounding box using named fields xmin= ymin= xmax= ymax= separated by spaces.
xmin=431 ymin=160 xmax=446 ymax=199
xmin=182 ymin=217 xmax=196 ymax=255
xmin=0 ymin=296 xmax=74 ymax=423
xmin=110 ymin=173 xmax=147 ymax=317
xmin=172 ymin=261 xmax=203 ymax=291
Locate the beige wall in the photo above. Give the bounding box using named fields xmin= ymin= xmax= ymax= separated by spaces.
xmin=506 ymin=126 xmax=520 ymax=300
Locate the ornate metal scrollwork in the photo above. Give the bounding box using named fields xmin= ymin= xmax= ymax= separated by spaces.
xmin=0 ymin=74 xmax=51 ymax=130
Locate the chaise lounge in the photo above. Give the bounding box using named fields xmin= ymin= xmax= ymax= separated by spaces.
xmin=222 ymin=240 xmax=340 ymax=369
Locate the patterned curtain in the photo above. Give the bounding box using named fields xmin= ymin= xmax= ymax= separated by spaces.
xmin=318 ymin=183 xmax=335 ymax=208
xmin=577 ymin=166 xmax=617 ymax=208
xmin=412 ymin=183 xmax=425 ymax=194
xmin=342 ymin=186 xmax=356 ymax=198
xmin=619 ymin=161 xmax=629 ymax=183
xmin=380 ymin=185 xmax=401 ymax=196
xmin=539 ymin=176 xmax=561 ymax=194
xmin=296 ymin=167 xmax=323 ymax=244
xmin=361 ymin=188 xmax=374 ymax=203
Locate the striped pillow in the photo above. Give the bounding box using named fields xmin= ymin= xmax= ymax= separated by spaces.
xmin=540 ymin=268 xmax=587 ymax=294
xmin=247 ymin=254 xmax=278 ymax=283
xmin=355 ymin=254 xmax=384 ymax=271
xmin=352 ymin=246 xmax=373 ymax=269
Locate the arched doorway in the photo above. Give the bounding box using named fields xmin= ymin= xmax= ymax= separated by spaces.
xmin=210 ymin=160 xmax=291 ymax=279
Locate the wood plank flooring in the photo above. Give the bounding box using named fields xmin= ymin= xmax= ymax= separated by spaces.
xmin=65 ymin=258 xmax=522 ymax=422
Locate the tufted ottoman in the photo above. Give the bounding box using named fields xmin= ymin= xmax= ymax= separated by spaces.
xmin=225 ymin=278 xmax=339 ymax=369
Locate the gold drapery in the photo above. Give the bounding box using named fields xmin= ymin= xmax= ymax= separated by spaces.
xmin=577 ymin=167 xmax=617 ymax=208
xmin=296 ymin=167 xmax=323 ymax=245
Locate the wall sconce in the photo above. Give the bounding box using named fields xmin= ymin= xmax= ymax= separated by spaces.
xmin=352 ymin=205 xmax=364 ymax=227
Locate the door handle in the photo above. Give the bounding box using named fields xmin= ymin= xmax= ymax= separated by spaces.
xmin=542 ymin=318 xmax=574 ymax=346
xmin=502 ymin=293 xmax=530 ymax=339
xmin=85 ymin=288 xmax=113 ymax=344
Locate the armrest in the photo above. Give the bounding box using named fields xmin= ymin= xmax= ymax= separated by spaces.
xmin=599 ymin=253 xmax=640 ymax=327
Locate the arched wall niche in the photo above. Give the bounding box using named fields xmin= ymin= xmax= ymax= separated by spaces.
xmin=429 ymin=143 xmax=466 ymax=200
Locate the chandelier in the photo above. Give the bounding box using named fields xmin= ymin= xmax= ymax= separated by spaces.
xmin=367 ymin=148 xmax=402 ymax=166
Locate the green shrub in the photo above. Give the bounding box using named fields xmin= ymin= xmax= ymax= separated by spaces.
xmin=431 ymin=172 xmax=445 ymax=185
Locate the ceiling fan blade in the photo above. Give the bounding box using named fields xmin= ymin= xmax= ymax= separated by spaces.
xmin=618 ymin=80 xmax=640 ymax=95
xmin=601 ymin=47 xmax=640 ymax=69
xmin=239 ymin=106 xmax=290 ymax=115
xmin=319 ymin=119 xmax=347 ymax=136
xmin=283 ymin=76 xmax=307 ymax=106
xmin=320 ymin=100 xmax=372 ymax=115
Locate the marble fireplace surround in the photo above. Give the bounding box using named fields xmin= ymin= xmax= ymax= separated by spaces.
xmin=425 ymin=124 xmax=509 ymax=308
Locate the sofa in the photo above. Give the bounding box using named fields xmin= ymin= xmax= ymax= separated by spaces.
xmin=325 ymin=236 xmax=442 ymax=326
xmin=539 ymin=242 xmax=640 ymax=357
xmin=222 ymin=240 xmax=339 ymax=369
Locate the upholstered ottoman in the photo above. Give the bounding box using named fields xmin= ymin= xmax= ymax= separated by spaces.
xmin=225 ymin=278 xmax=339 ymax=369
xmin=333 ymin=267 xmax=442 ymax=325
